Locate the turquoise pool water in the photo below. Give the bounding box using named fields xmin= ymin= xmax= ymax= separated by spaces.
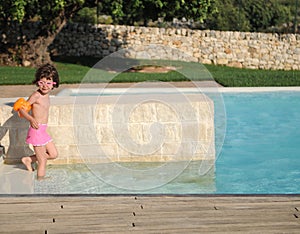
xmin=216 ymin=91 xmax=300 ymax=194
xmin=35 ymin=91 xmax=300 ymax=194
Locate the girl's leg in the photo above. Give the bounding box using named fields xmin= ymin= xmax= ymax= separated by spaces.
xmin=21 ymin=155 xmax=37 ymax=171
xmin=22 ymin=141 xmax=58 ymax=176
xmin=34 ymin=146 xmax=48 ymax=179
xmin=45 ymin=141 xmax=58 ymax=160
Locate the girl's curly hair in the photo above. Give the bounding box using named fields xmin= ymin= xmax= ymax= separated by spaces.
xmin=33 ymin=63 xmax=60 ymax=88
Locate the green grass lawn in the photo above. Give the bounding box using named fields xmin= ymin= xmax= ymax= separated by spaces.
xmin=0 ymin=63 xmax=90 ymax=85
xmin=0 ymin=57 xmax=299 ymax=87
xmin=207 ymin=65 xmax=300 ymax=87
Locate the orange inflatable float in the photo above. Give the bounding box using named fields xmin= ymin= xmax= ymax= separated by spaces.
xmin=13 ymin=98 xmax=32 ymax=117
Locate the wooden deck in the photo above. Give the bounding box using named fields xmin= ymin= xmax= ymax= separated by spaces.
xmin=0 ymin=195 xmax=299 ymax=233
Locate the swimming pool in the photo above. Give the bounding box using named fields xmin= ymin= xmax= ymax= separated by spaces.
xmin=216 ymin=91 xmax=300 ymax=194
xmin=35 ymin=90 xmax=300 ymax=194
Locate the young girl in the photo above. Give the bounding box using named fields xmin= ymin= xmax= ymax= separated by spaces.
xmin=15 ymin=63 xmax=60 ymax=180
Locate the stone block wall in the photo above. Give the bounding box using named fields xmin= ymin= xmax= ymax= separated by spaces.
xmin=50 ymin=23 xmax=300 ymax=70
xmin=0 ymin=93 xmax=215 ymax=165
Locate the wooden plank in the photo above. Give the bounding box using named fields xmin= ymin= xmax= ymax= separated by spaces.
xmin=131 ymin=196 xmax=300 ymax=233
xmin=0 ymin=195 xmax=299 ymax=233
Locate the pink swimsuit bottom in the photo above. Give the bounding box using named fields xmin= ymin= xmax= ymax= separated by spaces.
xmin=26 ymin=124 xmax=52 ymax=146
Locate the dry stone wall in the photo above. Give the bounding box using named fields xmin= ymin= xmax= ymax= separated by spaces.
xmin=50 ymin=23 xmax=300 ymax=70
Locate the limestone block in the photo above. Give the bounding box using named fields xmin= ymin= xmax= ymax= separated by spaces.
xmin=178 ymin=102 xmax=200 ymax=121
xmin=292 ymin=64 xmax=300 ymax=70
xmin=96 ymin=124 xmax=116 ymax=143
xmin=201 ymin=58 xmax=212 ymax=64
xmin=120 ymin=153 xmax=164 ymax=162
xmin=48 ymin=105 xmax=59 ymax=125
xmin=161 ymin=142 xmax=180 ymax=156
xmin=216 ymin=58 xmax=228 ymax=65
xmin=228 ymin=61 xmax=243 ymax=68
xmin=48 ymin=126 xmax=76 ymax=145
xmin=162 ymin=123 xmax=181 ymax=142
xmin=48 ymin=158 xmax=69 ymax=165
xmin=75 ymin=124 xmax=102 ymax=146
xmin=76 ymin=144 xmax=118 ymax=163
xmin=155 ymin=103 xmax=179 ymax=122
xmin=94 ymin=104 xmax=110 ymax=123
xmin=62 ymin=144 xmax=80 ymax=157
xmin=74 ymin=145 xmax=115 ymax=163
xmin=171 ymin=141 xmax=199 ymax=161
xmin=0 ymin=106 xmax=14 ymax=125
xmin=57 ymin=104 xmax=74 ymax=125
xmin=99 ymin=143 xmax=119 ymax=158
xmin=131 ymin=103 xmax=157 ymax=123
xmin=128 ymin=123 xmax=146 ymax=144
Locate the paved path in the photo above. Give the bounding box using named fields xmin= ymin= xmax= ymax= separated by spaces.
xmin=0 ymin=81 xmax=221 ymax=98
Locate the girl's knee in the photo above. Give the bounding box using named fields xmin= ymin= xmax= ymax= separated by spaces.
xmin=49 ymin=151 xmax=58 ymax=159
xmin=46 ymin=142 xmax=58 ymax=160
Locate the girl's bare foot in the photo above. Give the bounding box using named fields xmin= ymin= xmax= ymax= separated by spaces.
xmin=21 ymin=157 xmax=34 ymax=171
xmin=37 ymin=176 xmax=50 ymax=181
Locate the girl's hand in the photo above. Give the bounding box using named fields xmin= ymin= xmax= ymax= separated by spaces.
xmin=30 ymin=119 xmax=39 ymax=129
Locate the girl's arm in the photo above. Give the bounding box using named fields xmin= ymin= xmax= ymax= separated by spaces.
xmin=18 ymin=108 xmax=39 ymax=129
xmin=19 ymin=92 xmax=40 ymax=129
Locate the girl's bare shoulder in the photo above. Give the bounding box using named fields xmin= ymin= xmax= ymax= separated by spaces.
xmin=27 ymin=90 xmax=42 ymax=103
